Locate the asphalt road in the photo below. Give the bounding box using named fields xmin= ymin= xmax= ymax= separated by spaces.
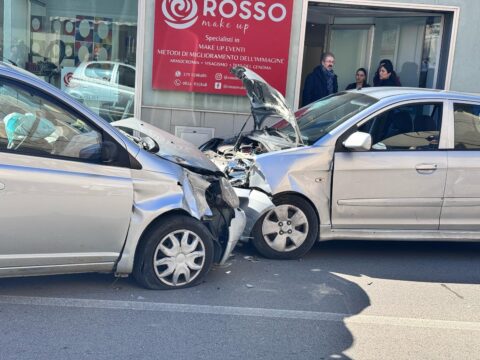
xmin=0 ymin=240 xmax=479 ymax=360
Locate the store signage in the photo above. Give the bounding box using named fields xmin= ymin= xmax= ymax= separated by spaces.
xmin=152 ymin=0 xmax=293 ymax=95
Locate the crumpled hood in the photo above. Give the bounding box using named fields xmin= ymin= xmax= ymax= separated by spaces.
xmin=231 ymin=66 xmax=302 ymax=145
xmin=112 ymin=118 xmax=221 ymax=174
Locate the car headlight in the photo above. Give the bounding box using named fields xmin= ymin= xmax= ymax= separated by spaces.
xmin=220 ymin=177 xmax=240 ymax=208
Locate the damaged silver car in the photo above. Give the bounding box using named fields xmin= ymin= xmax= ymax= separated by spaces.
xmin=202 ymin=66 xmax=480 ymax=260
xmin=0 ymin=62 xmax=245 ymax=289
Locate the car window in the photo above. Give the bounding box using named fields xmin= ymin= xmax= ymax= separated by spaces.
xmin=358 ymin=103 xmax=443 ymax=151
xmin=0 ymin=80 xmax=103 ymax=162
xmin=453 ymin=103 xmax=480 ymax=149
xmin=117 ymin=65 xmax=135 ymax=88
xmin=85 ymin=63 xmax=114 ymax=82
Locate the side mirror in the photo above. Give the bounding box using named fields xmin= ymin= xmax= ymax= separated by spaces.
xmin=343 ymin=131 xmax=372 ymax=151
xmin=140 ymin=136 xmax=159 ymax=153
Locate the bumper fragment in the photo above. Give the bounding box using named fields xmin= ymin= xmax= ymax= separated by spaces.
xmin=219 ymin=208 xmax=246 ymax=265
xmin=235 ymin=188 xmax=274 ymax=239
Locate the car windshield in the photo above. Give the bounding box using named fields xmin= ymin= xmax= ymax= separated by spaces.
xmin=273 ymin=92 xmax=378 ymax=145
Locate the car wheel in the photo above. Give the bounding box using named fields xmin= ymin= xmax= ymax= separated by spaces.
xmin=252 ymin=194 xmax=318 ymax=259
xmin=134 ymin=215 xmax=214 ymax=290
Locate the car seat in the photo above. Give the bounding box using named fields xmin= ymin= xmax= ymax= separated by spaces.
xmin=414 ymin=114 xmax=438 ymax=132
xmin=384 ymin=110 xmax=413 ymax=138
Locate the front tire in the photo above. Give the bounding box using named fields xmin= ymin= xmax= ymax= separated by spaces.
xmin=252 ymin=195 xmax=319 ymax=259
xmin=134 ymin=215 xmax=214 ymax=290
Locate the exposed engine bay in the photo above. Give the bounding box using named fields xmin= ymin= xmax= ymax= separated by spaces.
xmin=200 ymin=128 xmax=295 ymax=187
xmin=198 ymin=66 xmax=304 ymax=188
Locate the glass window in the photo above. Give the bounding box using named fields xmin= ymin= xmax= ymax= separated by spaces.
xmin=453 ymin=103 xmax=480 ymax=149
xmin=3 ymin=0 xmax=137 ymax=122
xmin=273 ymin=92 xmax=378 ymax=145
xmin=0 ymin=80 xmax=103 ymax=162
xmin=359 ymin=103 xmax=443 ymax=151
xmin=117 ymin=65 xmax=135 ymax=88
xmin=85 ymin=63 xmax=114 ymax=82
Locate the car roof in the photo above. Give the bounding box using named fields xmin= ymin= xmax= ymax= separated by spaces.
xmin=77 ymin=61 xmax=135 ymax=69
xmin=352 ymin=86 xmax=480 ymax=103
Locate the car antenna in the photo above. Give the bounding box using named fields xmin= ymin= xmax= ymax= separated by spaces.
xmin=233 ymin=114 xmax=252 ymax=151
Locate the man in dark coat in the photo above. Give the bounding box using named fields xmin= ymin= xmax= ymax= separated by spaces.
xmin=302 ymin=52 xmax=338 ymax=107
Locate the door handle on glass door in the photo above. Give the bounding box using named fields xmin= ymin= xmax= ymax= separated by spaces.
xmin=415 ymin=164 xmax=437 ymax=172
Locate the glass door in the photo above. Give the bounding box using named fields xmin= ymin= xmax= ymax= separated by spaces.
xmin=328 ymin=25 xmax=374 ymax=91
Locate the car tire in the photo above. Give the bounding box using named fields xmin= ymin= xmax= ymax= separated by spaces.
xmin=252 ymin=194 xmax=319 ymax=260
xmin=133 ymin=215 xmax=214 ymax=290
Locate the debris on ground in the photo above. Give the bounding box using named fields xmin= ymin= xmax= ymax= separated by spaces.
xmin=244 ymin=255 xmax=260 ymax=262
xmin=245 ymin=284 xmax=254 ymax=288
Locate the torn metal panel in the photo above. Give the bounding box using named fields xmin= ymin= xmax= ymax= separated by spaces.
xmin=235 ymin=188 xmax=274 ymax=239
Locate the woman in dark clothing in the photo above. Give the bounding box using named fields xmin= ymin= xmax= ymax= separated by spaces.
xmin=375 ymin=61 xmax=401 ymax=87
xmin=373 ymin=59 xmax=401 ymax=86
xmin=345 ymin=68 xmax=371 ymax=90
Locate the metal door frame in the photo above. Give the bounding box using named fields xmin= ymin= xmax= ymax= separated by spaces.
xmin=295 ymin=0 xmax=460 ymax=108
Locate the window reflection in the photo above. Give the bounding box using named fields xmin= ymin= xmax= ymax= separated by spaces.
xmin=3 ymin=0 xmax=137 ymax=122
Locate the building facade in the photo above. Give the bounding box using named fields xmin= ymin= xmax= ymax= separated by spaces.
xmin=1 ymin=0 xmax=478 ymax=144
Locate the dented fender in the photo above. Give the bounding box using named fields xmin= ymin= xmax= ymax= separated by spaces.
xmin=115 ymin=168 xmax=216 ymax=275
xmin=249 ymin=146 xmax=335 ymax=226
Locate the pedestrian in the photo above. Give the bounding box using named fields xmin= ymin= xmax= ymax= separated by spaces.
xmin=345 ymin=68 xmax=371 ymax=90
xmin=373 ymin=59 xmax=401 ymax=87
xmin=302 ymin=52 xmax=338 ymax=106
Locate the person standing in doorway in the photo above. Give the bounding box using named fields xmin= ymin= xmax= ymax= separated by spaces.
xmin=376 ymin=61 xmax=401 ymax=87
xmin=373 ymin=59 xmax=401 ymax=86
xmin=302 ymin=52 xmax=338 ymax=106
xmin=345 ymin=68 xmax=371 ymax=90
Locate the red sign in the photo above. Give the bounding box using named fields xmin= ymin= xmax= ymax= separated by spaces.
xmin=152 ymin=0 xmax=293 ymax=95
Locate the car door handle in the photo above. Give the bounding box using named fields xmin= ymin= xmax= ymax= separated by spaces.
xmin=415 ymin=164 xmax=438 ymax=172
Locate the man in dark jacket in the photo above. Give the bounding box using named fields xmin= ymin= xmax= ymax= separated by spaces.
xmin=302 ymin=52 xmax=338 ymax=107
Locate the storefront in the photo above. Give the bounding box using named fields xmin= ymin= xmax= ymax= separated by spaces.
xmin=1 ymin=0 xmax=138 ymax=122
xmin=2 ymin=0 xmax=476 ymax=145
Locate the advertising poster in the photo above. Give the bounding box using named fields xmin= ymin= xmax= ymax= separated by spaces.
xmin=152 ymin=0 xmax=293 ymax=95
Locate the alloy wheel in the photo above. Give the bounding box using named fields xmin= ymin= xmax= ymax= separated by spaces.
xmin=261 ymin=204 xmax=309 ymax=252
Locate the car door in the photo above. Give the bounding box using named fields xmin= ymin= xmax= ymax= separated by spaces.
xmin=0 ymin=77 xmax=133 ymax=270
xmin=331 ymin=101 xmax=447 ymax=230
xmin=440 ymin=101 xmax=480 ymax=230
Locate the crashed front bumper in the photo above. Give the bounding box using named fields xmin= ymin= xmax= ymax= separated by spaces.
xmin=234 ymin=188 xmax=274 ymax=240
xmin=219 ymin=207 xmax=246 ymax=265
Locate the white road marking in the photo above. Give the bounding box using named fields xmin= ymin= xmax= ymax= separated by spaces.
xmin=0 ymin=295 xmax=479 ymax=331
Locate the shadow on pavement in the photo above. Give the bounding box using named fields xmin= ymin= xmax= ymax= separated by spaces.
xmin=4 ymin=241 xmax=475 ymax=358
xmin=309 ymin=240 xmax=480 ymax=285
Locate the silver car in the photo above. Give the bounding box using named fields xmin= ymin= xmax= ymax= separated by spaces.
xmin=0 ymin=62 xmax=245 ymax=289
xmin=66 ymin=61 xmax=135 ymax=122
xmin=203 ymin=67 xmax=480 ymax=259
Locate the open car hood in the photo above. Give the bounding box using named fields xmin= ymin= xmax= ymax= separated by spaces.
xmin=112 ymin=118 xmax=221 ymax=174
xmin=231 ymin=66 xmax=302 ymax=145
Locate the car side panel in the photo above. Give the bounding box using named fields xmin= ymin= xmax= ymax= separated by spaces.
xmin=0 ymin=152 xmax=133 ymax=268
xmin=332 ymin=151 xmax=447 ymax=230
